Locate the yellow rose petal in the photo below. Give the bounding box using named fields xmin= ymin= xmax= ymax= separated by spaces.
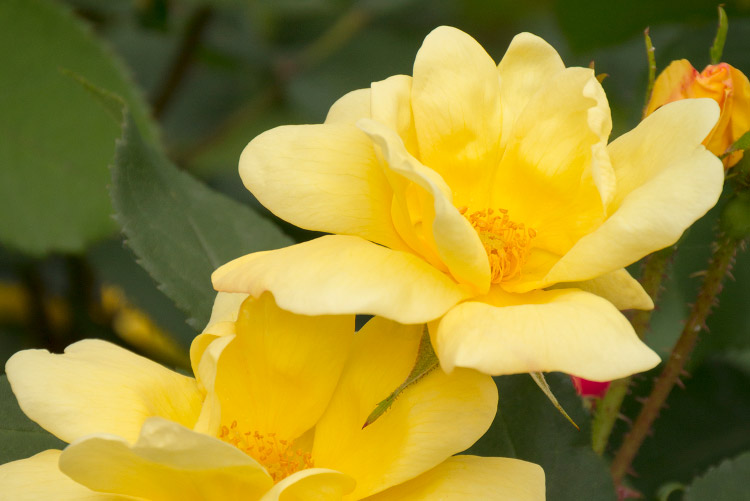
xmin=214 ymin=292 xmax=354 ymax=441
xmin=325 ymin=88 xmax=371 ymax=125
xmin=259 ymin=469 xmax=356 ymax=501
xmin=434 ymin=287 xmax=660 ymax=381
xmin=212 ymin=235 xmax=469 ymax=324
xmin=558 ymin=268 xmax=653 ymax=311
xmin=411 ymin=26 xmax=503 ymax=208
xmin=59 ymin=417 xmax=273 ymax=501
xmin=239 ymin=123 xmax=405 ymax=250
xmin=6 ymin=339 xmax=203 ymax=444
xmin=363 ymin=455 xmax=545 ymax=501
xmin=0 ymin=450 xmax=124 ymax=500
xmin=313 ymin=317 xmax=497 ymax=499
xmin=497 ymin=32 xmax=565 ymax=148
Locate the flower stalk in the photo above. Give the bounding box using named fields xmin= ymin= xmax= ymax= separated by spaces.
xmin=591 ymin=245 xmax=675 ymax=454
xmin=610 ymin=231 xmax=743 ymax=485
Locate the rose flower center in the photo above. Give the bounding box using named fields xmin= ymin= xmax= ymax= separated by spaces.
xmin=460 ymin=207 xmax=536 ymax=283
xmin=219 ymin=420 xmax=314 ymax=483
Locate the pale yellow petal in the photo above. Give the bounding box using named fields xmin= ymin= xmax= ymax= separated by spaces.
xmin=204 ymin=292 xmax=249 ymax=332
xmin=558 ymin=268 xmax=653 ymax=310
xmin=325 ymin=88 xmax=371 ymax=125
xmin=214 ymin=292 xmax=353 ymax=441
xmin=411 ymin=26 xmax=502 ymax=208
xmin=192 ymin=335 xmax=235 ymax=436
xmin=212 ymin=235 xmax=469 ymax=324
xmin=608 ymin=98 xmax=720 ymax=209
xmin=363 ymin=455 xmax=545 ymax=501
xmin=539 ymin=101 xmax=723 ymax=286
xmin=260 ymin=469 xmax=356 ymax=501
xmin=6 ymin=340 xmax=203 ymax=444
xmin=497 ymin=32 xmax=565 ymax=148
xmin=492 ymin=67 xmax=611 ymax=268
xmin=59 ymin=417 xmax=272 ymax=501
xmin=239 ymin=123 xmax=405 ymax=250
xmin=434 ymin=287 xmax=660 ymax=381
xmin=371 ymin=74 xmax=419 ymax=155
xmin=0 ymin=450 xmax=127 ymax=500
xmin=359 ymin=118 xmax=490 ymax=292
xmin=313 ymin=317 xmax=497 ymax=499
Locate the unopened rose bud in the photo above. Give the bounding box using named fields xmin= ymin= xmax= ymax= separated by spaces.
xmin=570 ymin=376 xmax=610 ymax=398
xmin=645 ymin=60 xmax=750 ymax=168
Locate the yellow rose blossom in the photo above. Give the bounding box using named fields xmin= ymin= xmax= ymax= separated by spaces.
xmin=645 ymin=59 xmax=750 ymax=168
xmin=212 ymin=26 xmax=724 ymax=381
xmin=0 ymin=291 xmax=544 ymax=500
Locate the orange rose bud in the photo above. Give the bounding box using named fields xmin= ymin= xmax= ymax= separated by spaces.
xmin=645 ymin=60 xmax=750 ymax=168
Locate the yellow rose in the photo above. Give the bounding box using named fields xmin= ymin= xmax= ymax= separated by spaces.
xmin=213 ymin=26 xmax=724 ymax=381
xmin=645 ymin=59 xmax=750 ymax=168
xmin=0 ymin=292 xmax=543 ymax=500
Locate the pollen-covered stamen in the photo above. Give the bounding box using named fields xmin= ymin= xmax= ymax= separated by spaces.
xmin=460 ymin=207 xmax=536 ymax=283
xmin=219 ymin=421 xmax=314 ymax=483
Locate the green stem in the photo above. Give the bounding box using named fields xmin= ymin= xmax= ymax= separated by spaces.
xmin=152 ymin=6 xmax=213 ymax=119
xmin=591 ymin=246 xmax=675 ymax=454
xmin=610 ymin=233 xmax=742 ymax=485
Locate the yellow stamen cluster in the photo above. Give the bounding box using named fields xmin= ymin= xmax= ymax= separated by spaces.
xmin=460 ymin=207 xmax=536 ymax=283
xmin=219 ymin=421 xmax=314 ymax=483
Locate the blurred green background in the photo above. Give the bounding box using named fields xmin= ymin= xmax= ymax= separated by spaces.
xmin=1 ymin=0 xmax=750 ymax=499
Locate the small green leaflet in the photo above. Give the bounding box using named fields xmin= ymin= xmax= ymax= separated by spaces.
xmin=684 ymin=451 xmax=750 ymax=501
xmin=722 ymin=130 xmax=750 ymax=158
xmin=363 ymin=325 xmax=439 ymax=428
xmin=710 ymin=5 xmax=728 ymax=66
xmin=530 ymin=371 xmax=579 ymax=430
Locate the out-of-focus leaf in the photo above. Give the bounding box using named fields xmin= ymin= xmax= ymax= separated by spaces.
xmin=0 ymin=0 xmax=158 ymax=256
xmin=0 ymin=375 xmax=65 ymax=464
xmin=684 ymin=451 xmax=750 ymax=501
xmin=709 ymin=5 xmax=729 ymax=65
xmin=555 ymin=0 xmax=734 ymax=52
xmin=465 ymin=373 xmax=616 ymax=501
xmin=110 ymin=111 xmax=293 ymax=329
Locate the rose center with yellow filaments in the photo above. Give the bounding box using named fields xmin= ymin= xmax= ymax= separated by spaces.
xmin=219 ymin=421 xmax=314 ymax=483
xmin=459 ymin=207 xmax=536 ymax=283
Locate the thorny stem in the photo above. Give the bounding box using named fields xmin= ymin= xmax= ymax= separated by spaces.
xmin=610 ymin=232 xmax=743 ymax=485
xmin=591 ymin=246 xmax=675 ymax=454
xmin=152 ymin=6 xmax=213 ymax=119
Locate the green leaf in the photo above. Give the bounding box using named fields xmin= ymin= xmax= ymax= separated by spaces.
xmin=710 ymin=5 xmax=729 ymax=65
xmin=684 ymin=451 xmax=750 ymax=501
xmin=0 ymin=0 xmax=158 ymax=256
xmin=529 ymin=372 xmax=579 ymax=430
xmin=0 ymin=375 xmax=65 ymax=464
xmin=465 ymin=373 xmax=616 ymax=501
xmin=111 ymin=111 xmax=293 ymax=329
xmin=363 ymin=325 xmax=438 ymax=427
xmin=723 ymin=130 xmax=750 ymax=157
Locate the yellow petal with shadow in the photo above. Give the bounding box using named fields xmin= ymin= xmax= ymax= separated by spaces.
xmin=312 ymin=317 xmax=497 ymax=499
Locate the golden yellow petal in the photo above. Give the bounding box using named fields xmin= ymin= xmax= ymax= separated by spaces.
xmin=644 ymin=59 xmax=696 ymax=116
xmin=363 ymin=455 xmax=545 ymax=501
xmin=313 ymin=317 xmax=497 ymax=499
xmin=6 ymin=340 xmax=203 ymax=444
xmin=214 ymin=292 xmax=353 ymax=441
xmin=212 ymin=235 xmax=469 ymax=324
